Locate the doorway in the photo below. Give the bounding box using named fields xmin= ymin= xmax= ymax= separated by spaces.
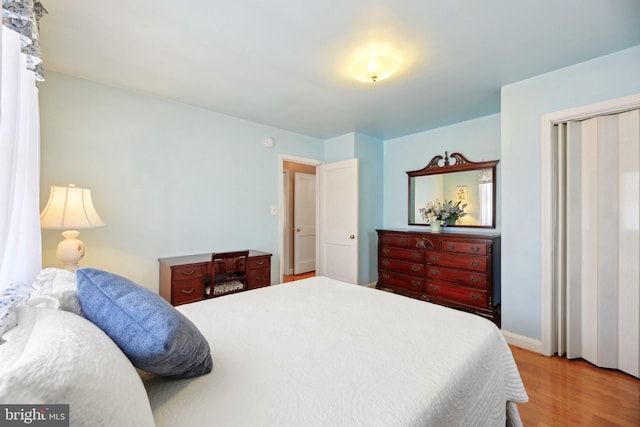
xmin=280 ymin=156 xmax=321 ymax=283
xmin=278 ymin=155 xmax=360 ymax=285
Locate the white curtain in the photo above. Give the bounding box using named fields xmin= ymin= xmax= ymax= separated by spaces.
xmin=478 ymin=170 xmax=493 ymax=226
xmin=0 ymin=26 xmax=42 ymax=290
xmin=555 ymin=109 xmax=640 ymax=378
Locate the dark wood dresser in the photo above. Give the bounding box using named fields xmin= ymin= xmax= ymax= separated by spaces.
xmin=158 ymin=250 xmax=272 ymax=306
xmin=377 ymin=229 xmax=501 ymax=325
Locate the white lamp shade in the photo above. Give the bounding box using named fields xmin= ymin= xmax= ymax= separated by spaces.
xmin=40 ymin=185 xmax=106 ymax=229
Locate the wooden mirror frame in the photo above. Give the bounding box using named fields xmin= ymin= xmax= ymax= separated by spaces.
xmin=407 ymin=152 xmax=499 ymax=228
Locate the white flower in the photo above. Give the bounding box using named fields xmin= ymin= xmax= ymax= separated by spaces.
xmin=420 ymin=199 xmax=467 ymax=226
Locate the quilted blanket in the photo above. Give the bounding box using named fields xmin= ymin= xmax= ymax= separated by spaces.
xmin=145 ymin=276 xmax=527 ymax=427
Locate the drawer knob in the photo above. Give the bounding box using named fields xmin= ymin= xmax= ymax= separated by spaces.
xmin=470 ymin=260 xmax=481 ymax=267
xmin=180 ymin=288 xmax=195 ymax=294
xmin=411 ymin=280 xmax=421 ymax=286
xmin=447 ymin=244 xmax=455 ymax=250
xmin=411 ymin=253 xmax=420 ymax=259
xmin=382 ymin=273 xmax=390 ymax=279
xmin=399 ymin=238 xmax=406 ymax=245
xmin=181 ymin=270 xmax=196 ymax=276
xmin=471 ymin=247 xmax=481 ymax=252
xmin=383 ymin=237 xmax=390 ymax=243
xmin=470 ymin=293 xmax=481 ymax=300
xmin=382 ymin=249 xmax=390 ymax=255
xmin=382 ymin=260 xmax=391 ymax=267
xmin=411 ymin=265 xmax=421 ymax=272
xmin=255 ymin=275 xmax=265 ymax=280
xmin=255 ymin=260 xmax=265 ymax=265
xmin=429 ymin=284 xmax=439 ymax=291
xmin=429 ymin=269 xmax=439 ymax=276
xmin=429 ymin=255 xmax=439 ymax=262
xmin=470 ymin=276 xmax=482 ymax=283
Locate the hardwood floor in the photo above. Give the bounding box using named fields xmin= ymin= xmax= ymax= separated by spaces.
xmin=282 ymin=271 xmax=315 ymax=282
xmin=510 ymin=345 xmax=640 ymax=426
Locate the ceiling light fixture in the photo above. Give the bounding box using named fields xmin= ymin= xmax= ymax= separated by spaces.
xmin=349 ymin=42 xmax=403 ymax=83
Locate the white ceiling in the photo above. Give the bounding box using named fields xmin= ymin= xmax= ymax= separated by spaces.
xmin=39 ymin=0 xmax=640 ymax=140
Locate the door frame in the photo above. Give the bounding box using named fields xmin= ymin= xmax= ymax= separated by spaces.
xmin=539 ymin=93 xmax=640 ymax=356
xmin=278 ymin=154 xmax=323 ymax=284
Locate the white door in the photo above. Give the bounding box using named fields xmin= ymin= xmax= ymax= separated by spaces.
xmin=317 ymin=158 xmax=358 ymax=284
xmin=562 ymin=109 xmax=640 ymax=378
xmin=294 ymin=172 xmax=316 ymax=274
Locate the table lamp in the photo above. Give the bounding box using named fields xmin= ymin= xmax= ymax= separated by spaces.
xmin=40 ymin=184 xmax=106 ymax=271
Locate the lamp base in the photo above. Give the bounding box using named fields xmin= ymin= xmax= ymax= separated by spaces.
xmin=56 ymin=229 xmax=85 ymax=272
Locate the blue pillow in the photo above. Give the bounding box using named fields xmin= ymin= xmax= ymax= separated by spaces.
xmin=76 ymin=268 xmax=212 ymax=379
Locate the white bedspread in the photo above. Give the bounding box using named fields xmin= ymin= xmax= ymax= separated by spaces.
xmin=145 ymin=276 xmax=527 ymax=427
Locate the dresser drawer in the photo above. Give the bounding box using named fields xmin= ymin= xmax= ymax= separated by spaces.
xmin=441 ymin=241 xmax=487 ymax=256
xmin=426 ymin=251 xmax=487 ymax=272
xmin=248 ymin=256 xmax=270 ymax=270
xmin=426 ymin=266 xmax=487 ymax=289
xmin=380 ymin=247 xmax=424 ymax=263
xmin=171 ymin=264 xmax=206 ymax=281
xmin=171 ymin=280 xmax=204 ymax=305
xmin=378 ymin=271 xmax=424 ymax=293
xmin=379 ymin=233 xmax=411 ymax=248
xmin=411 ymin=236 xmax=439 ymax=250
xmin=380 ymin=258 xmax=424 ymax=276
xmin=247 ymin=268 xmax=270 ymax=289
xmin=247 ymin=255 xmax=270 ymax=290
xmin=426 ymin=281 xmax=487 ymax=309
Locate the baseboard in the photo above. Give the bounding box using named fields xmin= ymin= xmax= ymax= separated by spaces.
xmin=364 ymin=282 xmax=377 ymax=288
xmin=501 ymin=330 xmax=543 ymax=354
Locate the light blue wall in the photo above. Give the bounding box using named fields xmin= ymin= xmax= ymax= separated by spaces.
xmin=354 ymin=133 xmax=384 ymax=285
xmin=383 ymin=114 xmax=502 ymax=231
xmin=324 ymin=133 xmax=355 ymax=162
xmin=501 ymin=45 xmax=640 ymax=340
xmin=39 ymin=72 xmax=324 ymax=291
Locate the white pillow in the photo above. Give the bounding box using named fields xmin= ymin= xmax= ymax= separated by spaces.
xmin=30 ymin=268 xmax=83 ymax=315
xmin=0 ymin=305 xmax=155 ymax=427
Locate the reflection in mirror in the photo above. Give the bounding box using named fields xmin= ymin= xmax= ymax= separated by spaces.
xmin=408 ymin=152 xmax=498 ymax=228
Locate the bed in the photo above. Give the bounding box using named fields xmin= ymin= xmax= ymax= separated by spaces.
xmin=0 ymin=269 xmax=527 ymax=427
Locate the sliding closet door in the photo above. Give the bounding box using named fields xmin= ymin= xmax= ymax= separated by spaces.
xmin=564 ymin=109 xmax=640 ymax=377
xmin=617 ymin=109 xmax=640 ymax=377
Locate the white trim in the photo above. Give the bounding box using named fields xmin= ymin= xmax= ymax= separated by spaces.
xmin=502 ymin=330 xmax=543 ymax=354
xmin=364 ymin=281 xmax=377 ymax=288
xmin=539 ymin=93 xmax=640 ymax=357
xmin=278 ymin=154 xmax=323 ymax=284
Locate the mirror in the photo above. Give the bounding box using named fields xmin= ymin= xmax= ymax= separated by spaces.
xmin=408 ymin=152 xmax=498 ymax=228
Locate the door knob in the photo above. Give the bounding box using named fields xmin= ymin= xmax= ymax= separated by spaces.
xmin=296 ymin=228 xmax=301 ymax=232
xmin=349 ymin=234 xmax=355 ymax=239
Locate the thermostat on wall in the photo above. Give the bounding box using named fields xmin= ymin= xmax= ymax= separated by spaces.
xmin=264 ymin=137 xmax=275 ymax=148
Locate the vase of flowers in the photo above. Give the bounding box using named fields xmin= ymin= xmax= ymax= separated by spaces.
xmin=419 ymin=199 xmax=468 ymax=232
